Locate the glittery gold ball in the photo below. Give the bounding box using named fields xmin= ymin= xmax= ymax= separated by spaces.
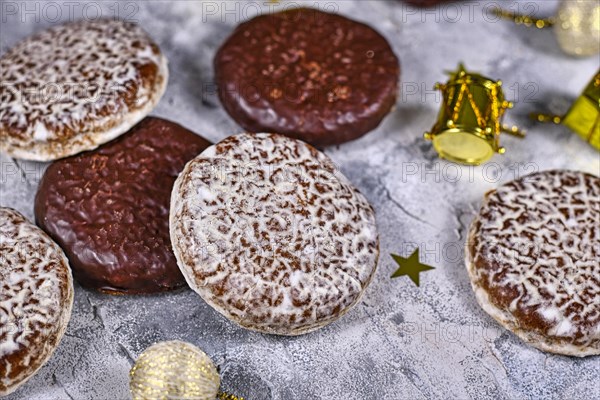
xmin=130 ymin=341 xmax=220 ymax=400
xmin=554 ymin=0 xmax=600 ymax=57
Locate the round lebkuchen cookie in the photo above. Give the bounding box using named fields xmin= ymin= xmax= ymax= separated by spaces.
xmin=214 ymin=8 xmax=400 ymax=147
xmin=466 ymin=170 xmax=600 ymax=357
xmin=0 ymin=208 xmax=74 ymax=396
xmin=35 ymin=117 xmax=211 ymax=294
xmin=170 ymin=133 xmax=379 ymax=335
xmin=0 ymin=19 xmax=168 ymax=161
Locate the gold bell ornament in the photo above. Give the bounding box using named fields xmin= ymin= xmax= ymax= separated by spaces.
xmin=493 ymin=0 xmax=600 ymax=57
xmin=424 ymin=64 xmax=524 ymax=165
xmin=130 ymin=340 xmax=243 ymax=400
xmin=533 ymin=69 xmax=600 ymax=151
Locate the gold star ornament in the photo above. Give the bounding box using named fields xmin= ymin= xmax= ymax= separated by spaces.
xmin=390 ymin=249 xmax=435 ymax=286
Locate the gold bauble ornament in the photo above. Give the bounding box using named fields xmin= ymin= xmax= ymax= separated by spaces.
xmin=554 ymin=0 xmax=600 ymax=57
xmin=493 ymin=0 xmax=600 ymax=57
xmin=130 ymin=341 xmax=220 ymax=400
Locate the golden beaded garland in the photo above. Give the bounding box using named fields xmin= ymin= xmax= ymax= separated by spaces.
xmin=218 ymin=393 xmax=245 ymax=400
xmin=130 ymin=341 xmax=220 ymax=400
xmin=494 ymin=0 xmax=600 ymax=57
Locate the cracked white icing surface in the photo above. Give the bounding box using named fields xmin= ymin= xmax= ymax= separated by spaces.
xmin=466 ymin=170 xmax=600 ymax=356
xmin=0 ymin=19 xmax=168 ymax=161
xmin=0 ymin=207 xmax=74 ymax=396
xmin=170 ymin=133 xmax=379 ymax=335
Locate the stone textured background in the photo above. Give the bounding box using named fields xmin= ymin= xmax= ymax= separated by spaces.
xmin=1 ymin=1 xmax=599 ymax=399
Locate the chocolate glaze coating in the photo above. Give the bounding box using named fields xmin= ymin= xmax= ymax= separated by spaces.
xmin=215 ymin=8 xmax=400 ymax=147
xmin=35 ymin=117 xmax=211 ymax=294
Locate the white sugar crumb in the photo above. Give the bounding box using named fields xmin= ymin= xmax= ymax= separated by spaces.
xmin=540 ymin=307 xmax=560 ymax=321
xmin=196 ymin=185 xmax=216 ymax=202
xmin=32 ymin=122 xmax=50 ymax=142
xmin=565 ymin=218 xmax=578 ymax=228
xmin=553 ymin=319 xmax=575 ymax=337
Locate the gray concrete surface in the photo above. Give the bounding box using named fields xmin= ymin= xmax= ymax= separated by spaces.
xmin=1 ymin=1 xmax=599 ymax=399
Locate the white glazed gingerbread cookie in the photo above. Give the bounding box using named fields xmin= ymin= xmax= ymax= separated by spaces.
xmin=170 ymin=133 xmax=379 ymax=335
xmin=0 ymin=19 xmax=168 ymax=161
xmin=466 ymin=170 xmax=600 ymax=357
xmin=0 ymin=208 xmax=74 ymax=395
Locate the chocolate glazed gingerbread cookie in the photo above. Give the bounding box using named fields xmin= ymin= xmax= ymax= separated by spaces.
xmin=215 ymin=8 xmax=400 ymax=147
xmin=35 ymin=117 xmax=211 ymax=294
